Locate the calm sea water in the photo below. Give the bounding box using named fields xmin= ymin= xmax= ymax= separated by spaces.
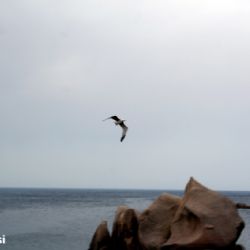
xmin=0 ymin=188 xmax=249 ymax=250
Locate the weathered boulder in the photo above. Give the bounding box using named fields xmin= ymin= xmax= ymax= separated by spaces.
xmin=162 ymin=177 xmax=245 ymax=249
xmin=111 ymin=206 xmax=144 ymax=250
xmin=139 ymin=193 xmax=181 ymax=249
xmin=88 ymin=221 xmax=111 ymax=250
xmin=88 ymin=177 xmax=246 ymax=250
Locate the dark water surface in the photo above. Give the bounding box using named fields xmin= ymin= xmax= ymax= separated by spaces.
xmin=0 ymin=188 xmax=249 ymax=250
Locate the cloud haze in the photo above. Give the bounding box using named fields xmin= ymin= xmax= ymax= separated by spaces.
xmin=1 ymin=0 xmax=250 ymax=190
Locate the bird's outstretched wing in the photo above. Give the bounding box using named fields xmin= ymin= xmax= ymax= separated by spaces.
xmin=120 ymin=123 xmax=128 ymax=142
xmin=103 ymin=115 xmax=120 ymax=122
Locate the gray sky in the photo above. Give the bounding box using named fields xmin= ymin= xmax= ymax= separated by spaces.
xmin=1 ymin=0 xmax=250 ymax=190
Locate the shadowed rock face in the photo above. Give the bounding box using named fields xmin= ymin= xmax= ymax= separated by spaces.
xmin=162 ymin=178 xmax=245 ymax=249
xmin=160 ymin=245 xmax=246 ymax=250
xmin=88 ymin=221 xmax=111 ymax=250
xmin=88 ymin=177 xmax=245 ymax=250
xmin=139 ymin=194 xmax=181 ymax=249
xmin=111 ymin=206 xmax=144 ymax=250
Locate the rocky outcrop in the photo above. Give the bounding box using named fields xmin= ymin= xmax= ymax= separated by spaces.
xmin=88 ymin=221 xmax=111 ymax=250
xmin=111 ymin=206 xmax=144 ymax=250
xmin=139 ymin=193 xmax=181 ymax=249
xmin=162 ymin=177 xmax=245 ymax=249
xmin=88 ymin=177 xmax=246 ymax=250
xmin=236 ymin=203 xmax=250 ymax=209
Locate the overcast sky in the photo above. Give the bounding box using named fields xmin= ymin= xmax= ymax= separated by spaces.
xmin=0 ymin=0 xmax=250 ymax=190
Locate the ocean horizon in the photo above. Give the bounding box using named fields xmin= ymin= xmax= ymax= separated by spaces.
xmin=0 ymin=188 xmax=249 ymax=249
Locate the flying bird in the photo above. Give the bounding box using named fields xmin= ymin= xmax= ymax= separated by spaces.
xmin=103 ymin=115 xmax=128 ymax=142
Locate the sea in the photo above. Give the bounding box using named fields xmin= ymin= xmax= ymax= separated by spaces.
xmin=0 ymin=188 xmax=249 ymax=250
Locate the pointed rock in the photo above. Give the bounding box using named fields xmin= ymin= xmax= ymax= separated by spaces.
xmin=162 ymin=177 xmax=245 ymax=249
xmin=111 ymin=206 xmax=144 ymax=250
xmin=88 ymin=221 xmax=111 ymax=250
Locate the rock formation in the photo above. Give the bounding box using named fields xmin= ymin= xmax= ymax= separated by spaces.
xmin=236 ymin=203 xmax=250 ymax=209
xmin=88 ymin=221 xmax=111 ymax=250
xmin=139 ymin=193 xmax=181 ymax=249
xmin=111 ymin=206 xmax=143 ymax=250
xmin=162 ymin=177 xmax=245 ymax=249
xmin=88 ymin=177 xmax=246 ymax=250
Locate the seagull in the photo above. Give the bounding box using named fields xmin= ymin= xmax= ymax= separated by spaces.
xmin=103 ymin=115 xmax=128 ymax=142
